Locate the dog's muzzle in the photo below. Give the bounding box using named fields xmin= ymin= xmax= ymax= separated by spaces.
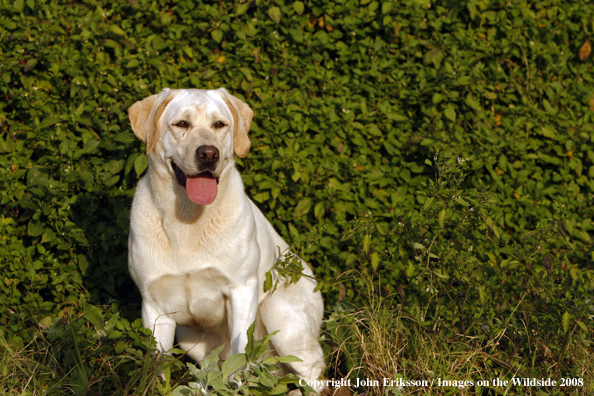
xmin=171 ymin=161 xmax=220 ymax=205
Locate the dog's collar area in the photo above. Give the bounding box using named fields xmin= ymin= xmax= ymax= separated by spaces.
xmin=171 ymin=161 xmax=219 ymax=187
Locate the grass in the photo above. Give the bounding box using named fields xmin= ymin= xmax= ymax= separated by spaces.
xmin=0 ymin=312 xmax=175 ymax=396
xmin=0 ymin=329 xmax=61 ymax=395
xmin=326 ymin=296 xmax=594 ymax=395
xmin=1 ymin=285 xmax=593 ymax=395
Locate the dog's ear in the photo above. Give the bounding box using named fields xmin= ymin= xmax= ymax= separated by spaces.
xmin=219 ymin=88 xmax=253 ymax=158
xmin=129 ymin=88 xmax=172 ymax=155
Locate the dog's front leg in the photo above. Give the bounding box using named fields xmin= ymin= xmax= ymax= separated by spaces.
xmin=226 ymin=277 xmax=259 ymax=355
xmin=142 ymin=301 xmax=176 ymax=353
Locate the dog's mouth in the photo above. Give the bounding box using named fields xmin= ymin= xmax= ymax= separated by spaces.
xmin=171 ymin=161 xmax=219 ymax=205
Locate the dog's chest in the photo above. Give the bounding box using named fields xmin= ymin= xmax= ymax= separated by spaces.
xmin=159 ymin=199 xmax=254 ymax=255
xmin=162 ymin=209 xmax=225 ymax=247
xmin=148 ymin=268 xmax=230 ymax=331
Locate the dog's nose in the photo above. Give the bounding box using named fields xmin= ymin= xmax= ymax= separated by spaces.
xmin=196 ymin=145 xmax=219 ymax=168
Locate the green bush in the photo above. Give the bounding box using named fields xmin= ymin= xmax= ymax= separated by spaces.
xmin=171 ymin=322 xmax=315 ymax=396
xmin=1 ymin=0 xmax=593 ymax=394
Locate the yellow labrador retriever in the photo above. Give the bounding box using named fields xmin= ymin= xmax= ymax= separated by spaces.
xmin=128 ymin=88 xmax=325 ymax=392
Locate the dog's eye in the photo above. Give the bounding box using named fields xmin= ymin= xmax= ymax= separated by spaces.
xmin=175 ymin=121 xmax=189 ymax=128
xmin=214 ymin=121 xmax=226 ymax=128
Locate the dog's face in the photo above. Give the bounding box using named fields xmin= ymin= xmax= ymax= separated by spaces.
xmin=129 ymin=88 xmax=253 ymax=205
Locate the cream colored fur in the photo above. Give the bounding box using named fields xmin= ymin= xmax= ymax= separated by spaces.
xmin=128 ymin=88 xmax=325 ymax=393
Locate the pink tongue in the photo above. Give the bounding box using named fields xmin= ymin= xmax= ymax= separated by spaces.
xmin=186 ymin=176 xmax=218 ymax=205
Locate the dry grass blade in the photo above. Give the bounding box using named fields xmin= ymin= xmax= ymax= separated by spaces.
xmin=0 ymin=330 xmax=63 ymax=395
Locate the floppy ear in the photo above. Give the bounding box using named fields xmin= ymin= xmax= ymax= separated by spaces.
xmin=219 ymin=88 xmax=253 ymax=158
xmin=128 ymin=88 xmax=172 ymax=155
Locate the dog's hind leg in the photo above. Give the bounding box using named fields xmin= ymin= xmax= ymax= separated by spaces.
xmin=257 ymin=277 xmax=326 ymax=394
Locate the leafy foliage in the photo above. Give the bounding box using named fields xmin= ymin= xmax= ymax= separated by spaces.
xmin=325 ymin=154 xmax=592 ymax=394
xmin=1 ymin=299 xmax=183 ymax=395
xmin=172 ymin=322 xmax=314 ymax=396
xmin=1 ymin=0 xmax=594 ymax=394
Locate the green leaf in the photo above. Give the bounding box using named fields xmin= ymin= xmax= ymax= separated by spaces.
xmin=363 ymin=233 xmax=370 ymax=254
xmin=438 ymin=208 xmax=447 ymax=229
xmin=465 ymin=95 xmax=481 ymax=110
xmin=41 ymin=229 xmax=56 ymax=243
xmin=294 ymin=198 xmax=312 ymax=218
xmin=262 ymin=355 xmax=302 ymax=365
xmin=126 ymin=59 xmax=140 ymax=68
xmin=171 ymin=386 xmax=194 ymax=396
xmin=444 ymin=105 xmax=456 ymax=122
xmin=28 ymin=220 xmax=44 ymax=237
xmin=39 ymin=117 xmax=61 ymax=129
xmin=239 ymin=67 xmax=253 ymax=82
xmin=236 ymin=3 xmax=249 ymax=15
xmin=258 ymin=370 xmax=276 ymax=388
xmin=182 ymin=46 xmax=193 ymax=58
xmin=75 ymin=103 xmax=85 ymax=118
xmin=492 ymin=225 xmax=500 ymax=240
xmin=245 ymin=321 xmax=257 ymax=359
xmin=540 ymin=125 xmax=559 ymax=140
xmin=371 ymin=252 xmax=380 ymax=269
xmin=328 ymin=178 xmax=343 ymax=189
xmin=288 ymin=224 xmax=299 ymax=243
xmin=272 ymin=373 xmax=313 ymax=395
xmin=562 ymin=311 xmax=570 ymax=333
xmin=110 ymin=25 xmax=126 ymax=36
xmin=478 ymin=286 xmax=486 ymax=306
xmin=425 ymin=47 xmax=443 ymax=68
xmin=576 ymin=320 xmax=588 ymax=332
xmin=211 ymin=30 xmax=223 ymax=43
xmin=264 ymin=270 xmax=273 ymax=292
xmin=314 ymin=201 xmax=325 ymax=219
xmin=456 ymin=198 xmax=469 ymax=206
xmin=161 ymin=13 xmax=172 ymax=25
xmin=14 ymin=0 xmax=24 ymax=12
xmin=222 ymin=353 xmax=247 ymax=379
xmin=125 ymin=153 xmax=137 ymax=175
xmin=84 ymin=303 xmax=104 ymax=332
xmin=105 ymin=313 xmax=119 ymax=331
xmin=269 ymin=6 xmax=282 ymax=23
xmin=406 ymin=262 xmax=416 ymax=278
xmin=293 ymin=1 xmax=304 ymax=15
xmin=434 ymin=269 xmax=450 ymax=279
xmin=134 ymin=154 xmax=148 ymax=177
xmin=389 ymin=113 xmax=408 ymax=122
xmin=24 ymin=59 xmax=38 ymax=72
xmin=203 ymin=343 xmax=225 ymax=369
xmin=78 ymin=256 xmax=90 ymax=273
xmin=542 ymin=99 xmax=557 ymax=115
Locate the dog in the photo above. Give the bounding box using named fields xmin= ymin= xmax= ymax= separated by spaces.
xmin=127 ymin=88 xmax=326 ymax=393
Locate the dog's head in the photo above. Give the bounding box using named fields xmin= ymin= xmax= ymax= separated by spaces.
xmin=128 ymin=88 xmax=253 ymax=205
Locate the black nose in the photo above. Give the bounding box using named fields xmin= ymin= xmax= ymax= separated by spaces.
xmin=196 ymin=145 xmax=219 ymax=168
